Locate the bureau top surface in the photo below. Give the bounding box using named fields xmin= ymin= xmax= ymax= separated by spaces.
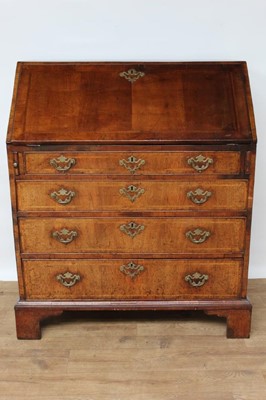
xmin=7 ymin=62 xmax=256 ymax=145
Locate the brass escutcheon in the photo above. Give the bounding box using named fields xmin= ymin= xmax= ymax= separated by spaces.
xmin=50 ymin=155 xmax=76 ymax=172
xmin=186 ymin=228 xmax=211 ymax=244
xmin=120 ymin=221 xmax=145 ymax=238
xmin=187 ymin=188 xmax=212 ymax=204
xmin=119 ymin=155 xmax=145 ymax=174
xmin=185 ymin=272 xmax=209 ymax=287
xmin=52 ymin=228 xmax=78 ymax=244
xmin=119 ymin=68 xmax=145 ymax=83
xmin=50 ymin=188 xmax=76 ymax=205
xmin=119 ymin=184 xmax=145 ymax=202
xmin=187 ymin=154 xmax=213 ymax=172
xmin=56 ymin=271 xmax=81 ymax=288
xmin=120 ymin=261 xmax=145 ymax=279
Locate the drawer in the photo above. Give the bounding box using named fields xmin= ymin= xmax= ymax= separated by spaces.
xmin=22 ymin=259 xmax=242 ymax=300
xmin=24 ymin=151 xmax=241 ymax=175
xmin=19 ymin=217 xmax=246 ymax=255
xmin=17 ymin=179 xmax=248 ymax=212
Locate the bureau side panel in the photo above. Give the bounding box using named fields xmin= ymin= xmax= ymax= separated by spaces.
xmin=241 ymin=149 xmax=256 ymax=297
xmin=7 ymin=147 xmax=25 ymax=298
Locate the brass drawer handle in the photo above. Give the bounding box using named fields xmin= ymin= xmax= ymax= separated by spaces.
xmin=119 ymin=184 xmax=145 ymax=202
xmin=120 ymin=261 xmax=145 ymax=279
xmin=119 ymin=155 xmax=145 ymax=174
xmin=120 ymin=221 xmax=145 ymax=238
xmin=185 ymin=272 xmax=209 ymax=287
xmin=187 ymin=188 xmax=212 ymax=204
xmin=52 ymin=228 xmax=78 ymax=244
xmin=119 ymin=68 xmax=145 ymax=83
xmin=187 ymin=154 xmax=213 ymax=172
xmin=50 ymin=188 xmax=76 ymax=205
xmin=186 ymin=228 xmax=211 ymax=244
xmin=56 ymin=271 xmax=81 ymax=288
xmin=50 ymin=155 xmax=76 ymax=172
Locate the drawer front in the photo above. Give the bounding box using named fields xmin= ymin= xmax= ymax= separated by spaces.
xmin=19 ymin=217 xmax=246 ymax=255
xmin=17 ymin=180 xmax=248 ymax=212
xmin=24 ymin=151 xmax=241 ymax=175
xmin=22 ymin=259 xmax=242 ymax=300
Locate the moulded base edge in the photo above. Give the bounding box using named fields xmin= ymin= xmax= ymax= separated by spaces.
xmin=14 ymin=298 xmax=252 ymax=340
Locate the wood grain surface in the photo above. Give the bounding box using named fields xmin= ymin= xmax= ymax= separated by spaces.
xmin=22 ymin=259 xmax=242 ymax=300
xmin=19 ymin=217 xmax=246 ymax=255
xmin=24 ymin=150 xmax=242 ymax=175
xmin=7 ymin=62 xmax=255 ymax=144
xmin=17 ymin=179 xmax=248 ymax=212
xmin=0 ymin=280 xmax=265 ymax=399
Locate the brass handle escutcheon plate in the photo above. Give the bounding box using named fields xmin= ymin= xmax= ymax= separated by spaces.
xmin=119 ymin=68 xmax=145 ymax=83
xmin=120 ymin=261 xmax=145 ymax=279
xmin=119 ymin=184 xmax=145 ymax=202
xmin=186 ymin=228 xmax=211 ymax=244
xmin=56 ymin=271 xmax=81 ymax=288
xmin=50 ymin=188 xmax=76 ymax=205
xmin=187 ymin=188 xmax=212 ymax=204
xmin=52 ymin=228 xmax=78 ymax=244
xmin=119 ymin=155 xmax=145 ymax=174
xmin=120 ymin=221 xmax=145 ymax=238
xmin=50 ymin=155 xmax=76 ymax=172
xmin=185 ymin=272 xmax=209 ymax=287
xmin=187 ymin=154 xmax=213 ymax=172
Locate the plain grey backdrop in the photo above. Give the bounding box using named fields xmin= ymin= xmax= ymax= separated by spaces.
xmin=0 ymin=0 xmax=265 ymax=279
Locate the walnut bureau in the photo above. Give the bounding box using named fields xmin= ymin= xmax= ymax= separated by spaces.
xmin=6 ymin=62 xmax=256 ymax=339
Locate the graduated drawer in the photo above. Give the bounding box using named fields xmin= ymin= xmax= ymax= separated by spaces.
xmin=24 ymin=151 xmax=241 ymax=175
xmin=17 ymin=179 xmax=248 ymax=212
xmin=22 ymin=259 xmax=242 ymax=300
xmin=19 ymin=217 xmax=246 ymax=255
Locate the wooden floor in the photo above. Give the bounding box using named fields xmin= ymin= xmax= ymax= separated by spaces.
xmin=0 ymin=280 xmax=266 ymax=400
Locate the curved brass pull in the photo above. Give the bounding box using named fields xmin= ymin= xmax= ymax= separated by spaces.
xmin=186 ymin=228 xmax=211 ymax=244
xmin=50 ymin=188 xmax=76 ymax=205
xmin=120 ymin=261 xmax=145 ymax=279
xmin=56 ymin=271 xmax=81 ymax=288
xmin=119 ymin=156 xmax=145 ymax=174
xmin=119 ymin=69 xmax=145 ymax=83
xmin=120 ymin=221 xmax=145 ymax=238
xmin=52 ymin=228 xmax=78 ymax=244
xmin=185 ymin=272 xmax=209 ymax=287
xmin=50 ymin=155 xmax=76 ymax=172
xmin=119 ymin=184 xmax=145 ymax=202
xmin=187 ymin=188 xmax=212 ymax=204
xmin=187 ymin=154 xmax=213 ymax=172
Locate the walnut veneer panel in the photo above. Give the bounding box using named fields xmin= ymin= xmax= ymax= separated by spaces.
xmin=17 ymin=180 xmax=248 ymax=212
xmin=19 ymin=217 xmax=246 ymax=255
xmin=23 ymin=259 xmax=242 ymax=300
xmin=8 ymin=62 xmax=254 ymax=144
xmin=24 ymin=151 xmax=241 ymax=175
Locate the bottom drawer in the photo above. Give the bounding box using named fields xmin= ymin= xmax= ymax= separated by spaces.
xmin=23 ymin=259 xmax=242 ymax=300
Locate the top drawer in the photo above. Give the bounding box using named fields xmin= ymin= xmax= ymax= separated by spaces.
xmin=24 ymin=151 xmax=241 ymax=176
